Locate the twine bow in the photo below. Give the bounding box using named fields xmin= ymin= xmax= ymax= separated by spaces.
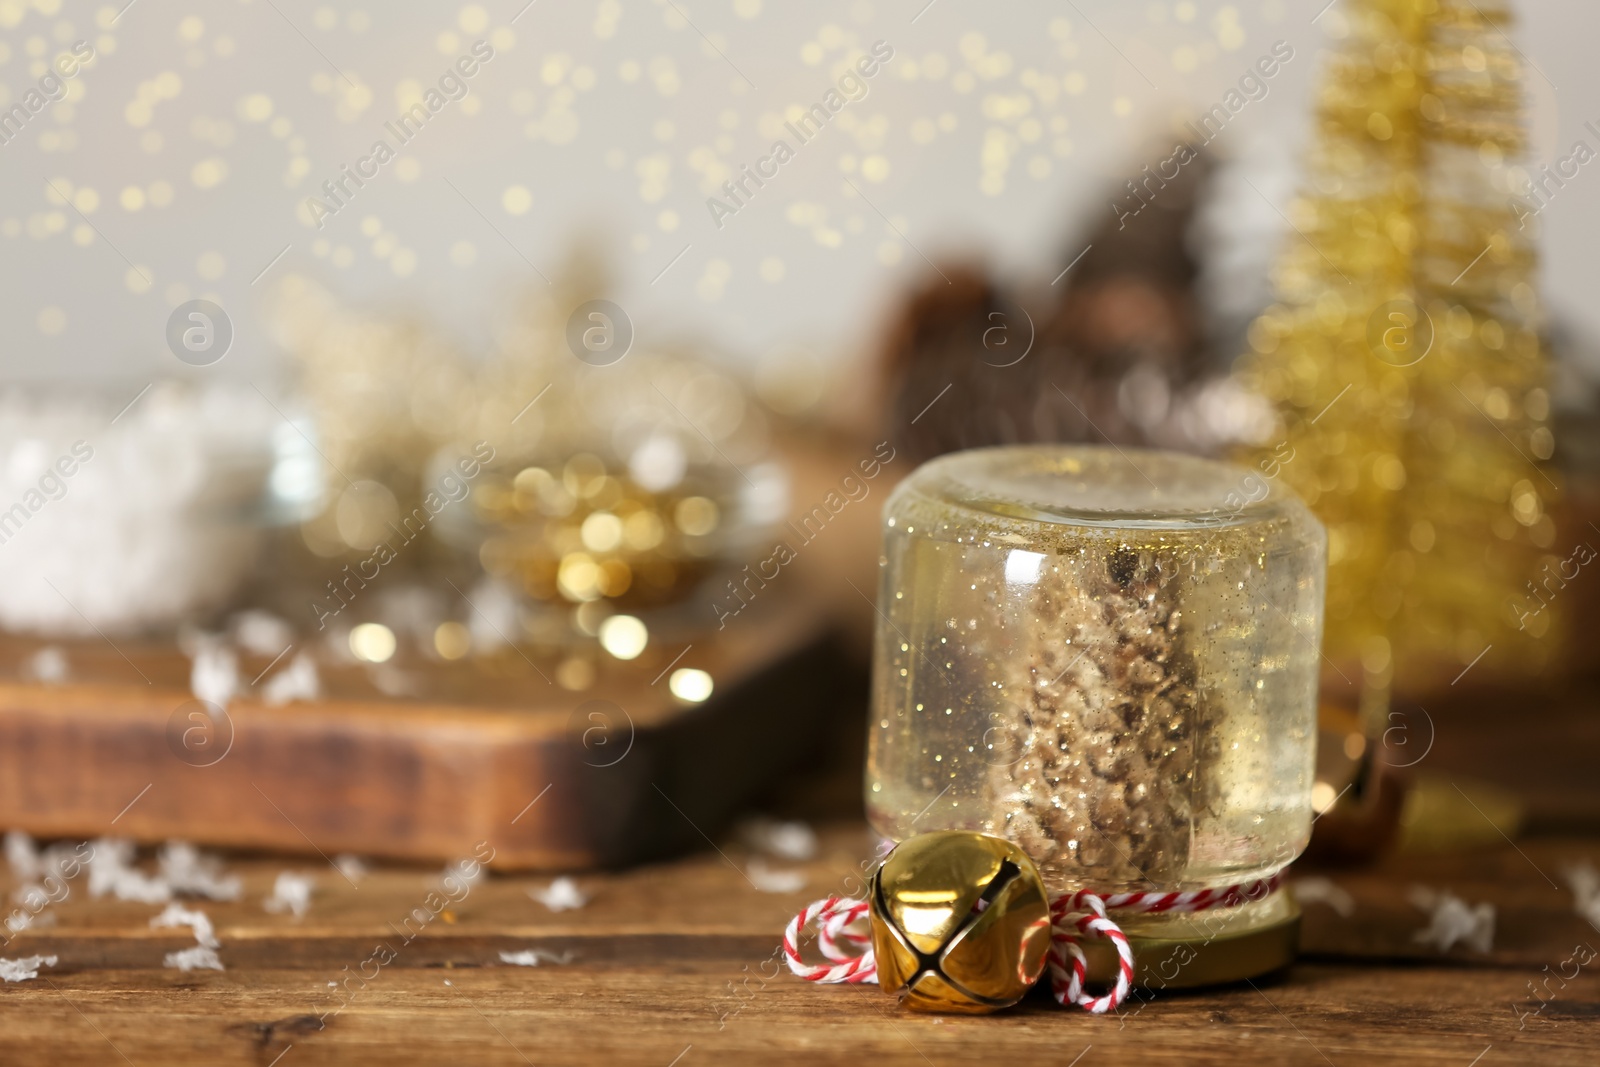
xmin=782 ymin=873 xmax=1282 ymax=1014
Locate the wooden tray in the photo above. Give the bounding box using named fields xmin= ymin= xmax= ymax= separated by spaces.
xmin=0 ymin=609 xmax=849 ymax=870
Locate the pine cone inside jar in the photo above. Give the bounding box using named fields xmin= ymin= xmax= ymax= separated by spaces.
xmin=988 ymin=545 xmax=1215 ymax=888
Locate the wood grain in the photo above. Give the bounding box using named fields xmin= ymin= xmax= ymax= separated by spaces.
xmin=1 ymin=822 xmax=1596 ymax=1065
xmin=3 ymin=963 xmax=1588 ymax=1067
xmin=0 ymin=610 xmax=852 ymax=870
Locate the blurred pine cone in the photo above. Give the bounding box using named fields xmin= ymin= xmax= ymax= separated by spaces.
xmin=882 ymin=142 xmax=1217 ymax=463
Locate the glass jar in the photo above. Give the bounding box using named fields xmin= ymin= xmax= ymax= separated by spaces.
xmin=867 ymin=445 xmax=1325 ymax=917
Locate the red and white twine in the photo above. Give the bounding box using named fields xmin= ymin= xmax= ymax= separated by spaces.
xmin=783 ymin=872 xmax=1283 ymax=1014
xmin=782 ymin=896 xmax=878 ymax=984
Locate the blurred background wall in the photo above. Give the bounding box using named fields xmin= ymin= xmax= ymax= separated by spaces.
xmin=0 ymin=0 xmax=1592 ymax=391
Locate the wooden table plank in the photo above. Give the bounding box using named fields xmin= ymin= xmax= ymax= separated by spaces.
xmin=2 ymin=821 xmax=1598 ymax=1064
xmin=0 ymin=841 xmax=1581 ymax=942
xmin=1 ymin=962 xmax=1592 ymax=1066
xmin=5 ymin=826 xmax=1598 ymax=967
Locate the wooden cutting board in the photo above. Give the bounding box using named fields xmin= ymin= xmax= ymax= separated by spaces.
xmin=0 ymin=609 xmax=850 ymax=870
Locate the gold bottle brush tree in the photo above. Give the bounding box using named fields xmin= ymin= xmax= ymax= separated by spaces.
xmin=1235 ymin=0 xmax=1559 ymax=723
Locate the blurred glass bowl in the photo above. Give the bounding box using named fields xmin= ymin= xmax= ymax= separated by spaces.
xmin=0 ymin=381 xmax=323 ymax=636
xmin=433 ymin=446 xmax=787 ymax=643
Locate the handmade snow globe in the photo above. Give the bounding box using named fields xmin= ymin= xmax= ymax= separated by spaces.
xmin=866 ymin=445 xmax=1326 ymax=988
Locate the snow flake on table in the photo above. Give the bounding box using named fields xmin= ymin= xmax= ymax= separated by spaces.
xmin=152 ymin=902 xmax=224 ymax=972
xmin=529 ymin=877 xmax=589 ymax=912
xmin=746 ymin=858 xmax=806 ymax=894
xmin=159 ymin=841 xmax=242 ymax=901
xmin=264 ymin=872 xmax=316 ymax=918
xmin=1291 ymin=876 xmax=1355 ymax=918
xmin=1409 ymin=886 xmax=1494 ymax=954
xmin=88 ymin=839 xmax=171 ymax=904
xmin=0 ymin=955 xmax=58 ymax=983
xmin=499 ymin=948 xmax=575 ymax=966
xmin=736 ymin=817 xmax=816 ymax=861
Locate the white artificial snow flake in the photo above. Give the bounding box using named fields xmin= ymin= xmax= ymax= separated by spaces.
xmin=0 ymin=834 xmax=87 ymax=916
xmin=1291 ymin=876 xmax=1356 ymax=918
xmin=151 ymin=902 xmax=218 ymax=948
xmin=0 ymin=954 xmax=57 ymax=982
xmin=441 ymin=857 xmax=486 ymax=891
xmin=466 ymin=579 xmax=519 ymax=650
xmin=86 ymin=838 xmax=171 ymax=903
xmin=164 ymin=945 xmax=224 ymax=972
xmin=529 ymin=877 xmax=589 ymax=912
xmin=0 ymin=832 xmax=81 ymax=885
xmin=26 ymin=646 xmax=68 ymax=684
xmin=499 ymin=948 xmax=576 ymax=967
xmin=1566 ymin=863 xmax=1600 ymax=931
xmin=736 ymin=817 xmax=818 ymax=862
xmin=1409 ymin=886 xmax=1494 ymax=954
xmin=153 ymin=896 xmax=225 ymax=969
xmin=158 ymin=841 xmax=241 ymax=901
xmin=264 ymin=872 xmax=314 ymax=918
xmin=262 ymin=651 xmax=321 ymax=705
xmin=231 ymin=610 xmax=294 ymax=656
xmin=4 ymin=830 xmax=38 ymax=881
xmin=333 ymin=854 xmax=369 ymax=883
xmin=188 ymin=639 xmax=240 ymax=710
xmin=746 ymin=858 xmax=807 ymax=894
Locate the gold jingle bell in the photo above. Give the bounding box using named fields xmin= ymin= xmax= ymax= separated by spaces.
xmin=870 ymin=830 xmax=1051 ymax=1013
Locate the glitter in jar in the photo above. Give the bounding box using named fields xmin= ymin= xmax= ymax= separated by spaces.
xmin=866 ymin=446 xmax=1325 ymax=895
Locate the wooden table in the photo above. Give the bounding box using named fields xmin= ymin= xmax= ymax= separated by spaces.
xmin=4 ymin=668 xmax=1599 ymax=1065
xmin=0 ymin=812 xmax=1596 ymax=1066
